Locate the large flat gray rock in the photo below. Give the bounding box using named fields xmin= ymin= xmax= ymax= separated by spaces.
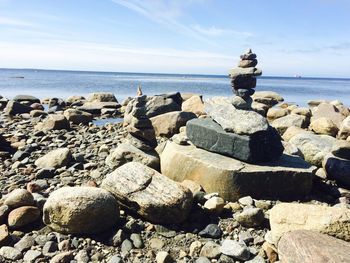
xmin=186 ymin=118 xmax=283 ymax=163
xmin=161 ymin=142 xmax=315 ymax=201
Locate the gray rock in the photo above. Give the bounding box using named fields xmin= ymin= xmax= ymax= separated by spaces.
xmin=63 ymin=109 xmax=93 ymax=125
xmin=323 ymin=154 xmax=350 ymax=188
xmin=14 ymin=235 xmax=35 ymax=252
xmin=87 ymin=92 xmax=118 ymax=102
xmin=228 ymin=67 xmax=262 ymax=78
xmin=130 ymin=233 xmax=144 ymax=248
xmin=42 ymin=241 xmax=58 ymax=256
xmin=105 ymin=143 xmax=160 ymax=170
xmin=102 ymin=162 xmax=193 ymax=224
xmin=234 ymin=88 xmax=255 ymax=98
xmin=331 ymin=140 xmax=350 ymax=159
xmin=205 ymin=100 xmax=268 ymax=135
xmin=231 ymin=96 xmax=252 ymax=110
xmin=35 ymin=114 xmax=70 ymax=131
xmin=235 ymin=208 xmax=265 ymax=227
xmin=271 ymin=114 xmax=308 ymax=135
xmin=195 ymin=257 xmax=211 ymax=263
xmin=245 ymin=255 xmax=265 ymax=263
xmin=199 ymin=224 xmax=222 ymax=239
xmin=43 ymin=187 xmax=119 ymax=234
xmin=289 ymin=131 xmax=336 ymax=166
xmin=220 ymin=240 xmax=250 ymax=261
xmin=23 ymin=250 xmax=42 ymax=262
xmin=5 ymin=100 xmax=32 ymax=115
xmin=0 ymin=246 xmax=22 ymax=260
xmin=13 ymin=95 xmax=40 ymax=104
xmin=111 ymin=229 xmax=127 ymax=246
xmin=121 ymin=239 xmax=133 ymax=253
xmin=107 ymin=255 xmax=124 ymax=263
xmin=186 ymin=118 xmax=283 ymax=163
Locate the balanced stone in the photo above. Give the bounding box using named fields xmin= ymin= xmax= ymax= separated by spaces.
xmin=186 ymin=118 xmax=283 ymax=163
xmin=161 ymin=142 xmax=314 ymax=201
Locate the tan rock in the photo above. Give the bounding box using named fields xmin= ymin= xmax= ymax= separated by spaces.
xmin=63 ymin=109 xmax=92 ymax=125
xmin=4 ymin=189 xmax=34 ymax=208
xmin=43 ymin=187 xmax=119 ymax=234
xmin=252 ymin=91 xmax=284 ymax=107
xmin=338 ymin=116 xmax=350 ymax=139
xmin=35 ymin=114 xmax=70 ymax=131
xmin=311 ymin=102 xmax=345 ymax=127
xmin=181 ymin=180 xmax=202 ymax=194
xmin=278 ymin=230 xmax=350 ymax=263
xmin=35 ymin=148 xmax=72 ymax=169
xmin=8 ymin=206 xmax=40 ymax=228
xmin=181 ymin=95 xmax=205 ymax=116
xmin=267 ymin=108 xmax=288 ymax=121
xmin=161 ymin=142 xmax=314 ymax=201
xmin=86 ymin=92 xmax=117 ymax=102
xmin=0 ymin=224 xmax=10 ymax=246
xmin=150 ymin=111 xmax=196 ymax=138
xmin=101 ymin=162 xmax=193 ymax=224
xmin=269 ymin=203 xmax=350 ymax=244
xmin=310 ymin=117 xmax=338 ymax=137
xmin=291 ymin=107 xmax=312 ymax=117
xmin=271 ymin=114 xmax=308 ymax=135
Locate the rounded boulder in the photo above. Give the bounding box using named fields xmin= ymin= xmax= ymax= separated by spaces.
xmin=43 ymin=187 xmax=119 ymax=234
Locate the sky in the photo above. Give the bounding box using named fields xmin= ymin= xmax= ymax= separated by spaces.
xmin=0 ymin=0 xmax=349 ymax=77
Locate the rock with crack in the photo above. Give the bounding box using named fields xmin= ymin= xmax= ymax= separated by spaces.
xmin=161 ymin=142 xmax=314 ymax=201
xmin=101 ymin=162 xmax=193 ymax=224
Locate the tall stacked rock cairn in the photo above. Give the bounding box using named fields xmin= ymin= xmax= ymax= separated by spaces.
xmin=230 ymin=48 xmax=261 ymax=110
xmin=125 ymin=95 xmax=157 ymax=151
xmin=186 ymin=49 xmax=284 ymax=163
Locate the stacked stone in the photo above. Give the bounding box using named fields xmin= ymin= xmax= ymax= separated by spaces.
xmin=126 ymin=95 xmax=157 ymax=150
xmin=229 ymin=49 xmax=262 ymax=110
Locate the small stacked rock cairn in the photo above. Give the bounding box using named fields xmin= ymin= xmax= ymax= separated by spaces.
xmin=125 ymin=95 xmax=157 ymax=150
xmin=229 ymin=48 xmax=262 ymax=110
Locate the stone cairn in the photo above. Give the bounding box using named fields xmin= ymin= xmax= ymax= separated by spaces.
xmin=229 ymin=49 xmax=262 ymax=110
xmin=125 ymin=95 xmax=157 ymax=151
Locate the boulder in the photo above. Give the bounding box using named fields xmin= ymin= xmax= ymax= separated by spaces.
xmin=186 ymin=118 xmax=283 ymax=163
xmin=66 ymin=95 xmax=85 ymax=104
xmin=311 ymin=102 xmax=345 ymax=127
xmin=271 ymin=114 xmax=308 ymax=135
xmin=282 ymin=126 xmax=307 ymax=142
xmin=63 ymin=109 xmax=93 ymax=125
xmin=338 ymin=116 xmax=350 ymax=139
xmin=269 ymin=203 xmax=350 ymax=244
xmin=291 ymin=107 xmax=312 ymax=117
xmin=278 ymin=230 xmax=350 ymax=263
xmin=35 ymin=114 xmax=70 ymax=131
xmin=87 ymin=92 xmax=118 ymax=102
xmin=0 ymin=224 xmax=10 ymax=246
xmin=181 ymin=95 xmax=205 ymax=116
xmin=310 ymin=117 xmax=338 ymax=137
xmin=8 ymin=206 xmax=40 ymax=228
xmin=43 ymin=187 xmax=119 ymax=234
xmin=331 ymin=140 xmax=350 ymax=159
xmin=35 ymin=148 xmax=72 ymax=169
xmin=160 ymin=142 xmax=314 ymax=201
xmin=150 ymin=111 xmax=196 ymax=138
xmin=252 ymin=91 xmax=284 ymax=107
xmin=323 ymin=154 xmax=350 ymax=188
xmin=13 ymin=95 xmax=40 ymax=104
xmin=289 ymin=132 xmax=336 ymax=166
xmin=105 ymin=143 xmax=160 ymax=170
xmin=5 ymin=100 xmax=32 ymax=115
xmin=205 ymin=99 xmax=269 ymax=135
xmin=101 ymin=162 xmax=193 ymax=224
xmin=4 ymin=189 xmax=34 ymax=208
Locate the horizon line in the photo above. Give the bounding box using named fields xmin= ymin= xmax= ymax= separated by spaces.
xmin=1 ymin=67 xmax=350 ymax=80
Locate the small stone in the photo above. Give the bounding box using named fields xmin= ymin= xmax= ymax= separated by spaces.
xmin=35 ymin=148 xmax=72 ymax=169
xmin=23 ymin=250 xmax=42 ymax=262
xmin=0 ymin=246 xmax=23 ymax=261
xmin=50 ymin=251 xmax=74 ymax=263
xmin=0 ymin=205 xmax=9 ymax=224
xmin=14 ymin=235 xmax=35 ymax=252
xmin=203 ymin=196 xmax=225 ymax=214
xmin=220 ymin=239 xmax=250 ymax=261
xmin=189 ymin=241 xmax=202 ymax=257
xmin=107 ymin=255 xmax=124 ymax=263
xmin=42 ymin=241 xmax=58 ymax=256
xmin=195 ymin=257 xmax=211 ymax=263
xmin=235 ymin=208 xmax=265 ymax=228
xmin=111 ymin=229 xmax=127 ymax=246
xmin=238 ymin=196 xmax=254 ymax=206
xmin=0 ymin=224 xmax=10 ymax=246
xmin=245 ymin=255 xmax=265 ymax=263
xmin=75 ymin=249 xmax=89 ymax=263
xmin=199 ymin=241 xmax=221 ymax=259
xmin=4 ymin=189 xmax=34 ymax=208
xmin=156 ymin=251 xmax=173 ymax=263
xmin=121 ymin=239 xmax=133 ymax=253
xmin=150 ymin=238 xmax=165 ymax=249
xmin=199 ymin=224 xmax=222 ymax=239
xmin=130 ymin=233 xmax=144 ymax=248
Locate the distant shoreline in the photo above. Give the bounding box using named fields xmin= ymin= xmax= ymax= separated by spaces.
xmin=1 ymin=67 xmax=349 ymax=81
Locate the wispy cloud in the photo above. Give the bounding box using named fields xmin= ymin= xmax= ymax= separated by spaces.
xmin=191 ymin=24 xmax=252 ymax=37
xmin=279 ymin=41 xmax=350 ymax=54
xmin=0 ymin=17 xmax=37 ymax=27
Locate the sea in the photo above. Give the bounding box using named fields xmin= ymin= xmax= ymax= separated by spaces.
xmin=1 ymin=68 xmax=350 ymax=107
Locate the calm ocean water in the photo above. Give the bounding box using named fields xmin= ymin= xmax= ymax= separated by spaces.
xmin=0 ymin=68 xmax=350 ymax=106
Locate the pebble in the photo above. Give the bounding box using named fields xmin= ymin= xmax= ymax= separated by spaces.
xmin=195 ymin=257 xmax=211 ymax=263
xmin=4 ymin=189 xmax=34 ymax=208
xmin=199 ymin=241 xmax=221 ymax=259
xmin=14 ymin=235 xmax=35 ymax=252
xmin=23 ymin=249 xmax=42 ymax=262
xmin=0 ymin=246 xmax=23 ymax=260
xmin=121 ymin=239 xmax=133 ymax=253
xmin=199 ymin=224 xmax=222 ymax=239
xmin=235 ymin=208 xmax=265 ymax=227
xmin=220 ymin=239 xmax=250 ymax=261
xmin=156 ymin=251 xmax=173 ymax=263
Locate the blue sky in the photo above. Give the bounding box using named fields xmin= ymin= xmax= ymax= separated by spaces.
xmin=0 ymin=0 xmax=349 ymax=77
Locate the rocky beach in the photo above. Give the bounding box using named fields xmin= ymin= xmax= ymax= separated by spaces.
xmin=0 ymin=50 xmax=350 ymax=263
